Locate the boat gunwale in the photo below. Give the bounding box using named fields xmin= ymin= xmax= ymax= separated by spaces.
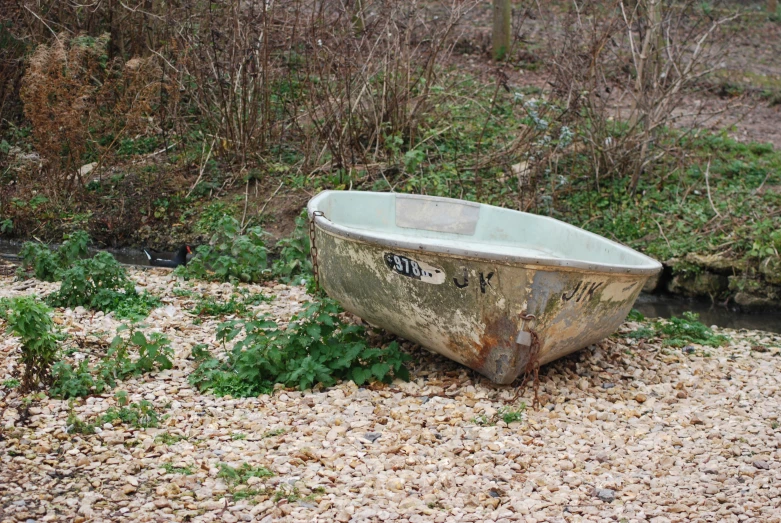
xmin=308 ymin=191 xmax=663 ymax=277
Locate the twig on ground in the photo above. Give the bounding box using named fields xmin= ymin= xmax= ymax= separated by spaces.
xmin=240 ymin=179 xmax=250 ymax=232
xmin=258 ymin=181 xmax=284 ymax=217
xmin=704 ymin=159 xmax=721 ymax=218
xmin=186 ymin=135 xmax=217 ymax=199
xmin=652 ymin=217 xmax=672 ymax=251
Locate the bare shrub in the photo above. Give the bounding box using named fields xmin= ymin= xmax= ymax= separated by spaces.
xmin=158 ymin=0 xmax=479 ymax=179
xmin=96 ymin=55 xmax=180 ymax=156
xmin=541 ymin=0 xmax=739 ymax=192
xmin=292 ymin=1 xmax=478 ymax=173
xmin=175 ymin=0 xmax=281 ymax=167
xmin=0 ymin=3 xmax=27 ymax=124
xmin=10 ymin=0 xmax=173 ymax=58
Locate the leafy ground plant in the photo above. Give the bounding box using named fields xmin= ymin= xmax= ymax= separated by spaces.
xmin=50 ymin=360 xmax=107 ymax=399
xmin=48 ymin=251 xmax=130 ymax=308
xmin=97 ymin=326 xmax=174 ymax=386
xmin=2 ymin=379 xmax=21 ymax=389
xmin=18 ymin=232 xmax=160 ymax=319
xmin=16 ymin=231 xmax=89 ymax=281
xmin=161 ymin=463 xmax=194 ymax=475
xmin=155 ymin=432 xmax=188 ymax=445
xmin=188 ymin=290 xmax=270 ymax=318
xmin=628 ymin=312 xmax=729 ymax=348
xmin=271 ymin=210 xmax=312 ymax=284
xmin=218 ymin=463 xmax=274 ymax=484
xmin=0 ymin=296 xmax=60 ymax=392
xmin=66 ymin=398 xmax=162 ymax=433
xmin=472 ymin=404 xmax=526 ymax=426
xmin=217 ymin=462 xmax=276 ymax=501
xmin=190 ymin=297 xmax=410 ymax=396
xmin=175 ymin=216 xmax=268 ymax=283
xmin=51 ymin=325 xmax=173 ymax=398
xmin=47 ymin=254 xmax=160 ymax=318
xmin=655 ymin=312 xmax=730 ymax=348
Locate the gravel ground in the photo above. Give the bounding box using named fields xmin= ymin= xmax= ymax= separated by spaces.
xmin=1 ymin=269 xmax=780 ymax=523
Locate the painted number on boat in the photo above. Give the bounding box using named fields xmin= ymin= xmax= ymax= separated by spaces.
xmin=384 ymin=253 xmax=445 ymax=284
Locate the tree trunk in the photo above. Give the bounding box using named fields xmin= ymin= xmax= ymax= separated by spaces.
xmin=492 ymin=0 xmax=511 ymax=61
xmin=770 ymin=0 xmax=778 ymax=15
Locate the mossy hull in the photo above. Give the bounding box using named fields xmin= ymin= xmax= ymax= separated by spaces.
xmin=316 ymin=228 xmax=649 ymax=384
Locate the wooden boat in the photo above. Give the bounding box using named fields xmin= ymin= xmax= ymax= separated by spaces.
xmin=307 ymin=191 xmax=662 ymax=384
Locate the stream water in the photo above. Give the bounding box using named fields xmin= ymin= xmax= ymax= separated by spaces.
xmin=633 ymin=293 xmax=781 ymax=334
xmin=2 ymin=239 xmax=780 ymax=334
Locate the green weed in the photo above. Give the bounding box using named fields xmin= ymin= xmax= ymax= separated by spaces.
xmin=272 ymin=210 xmax=312 ymax=284
xmin=472 ymin=404 xmax=526 ymax=426
xmin=110 ymin=291 xmax=161 ymax=321
xmin=0 ymin=296 xmax=60 ymax=392
xmin=262 ymin=428 xmax=286 ymax=438
xmin=190 ymin=295 xmax=247 ymax=317
xmin=232 ymin=488 xmax=265 ymax=501
xmin=196 ymin=202 xmax=239 ymax=233
xmin=66 ymin=399 xmax=162 ymax=433
xmin=189 ymin=297 xmax=410 ymax=396
xmin=627 ymin=312 xmax=729 ymax=348
xmin=17 ymin=232 xmax=159 ymax=319
xmin=16 ymin=230 xmax=89 ymax=281
xmin=155 ymin=432 xmax=188 ymax=445
xmin=626 ymin=309 xmax=645 ymax=322
xmin=100 ymin=326 xmax=174 ymax=381
xmin=160 ymin=462 xmax=194 ymax=475
xmin=2 ymin=379 xmax=20 ymax=389
xmin=272 ymin=485 xmax=302 ymax=503
xmin=175 ymin=216 xmax=269 ymax=283
xmin=172 ymin=287 xmax=196 ymax=298
xmin=66 ymin=408 xmax=97 ymax=435
xmin=656 ymin=312 xmax=729 ymax=348
xmin=471 ymin=414 xmax=490 ymax=426
xmin=98 ymin=400 xmax=162 ymax=429
xmin=117 ymin=136 xmax=159 ymax=157
xmin=51 ymin=360 xmax=107 ymax=399
xmin=627 ymin=326 xmax=656 ymax=340
xmin=217 ymin=463 xmax=274 ymax=485
xmin=114 ymin=390 xmax=129 ymax=406
xmin=499 ymin=405 xmax=526 ymax=424
xmin=48 ymin=251 xmax=132 ymax=309
xmin=51 ymin=325 xmax=173 ymax=398
xmin=187 ymin=289 xmax=270 ymax=318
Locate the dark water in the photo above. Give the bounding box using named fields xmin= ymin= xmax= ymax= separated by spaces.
xmin=633 ymin=293 xmax=781 ymax=334
xmin=0 ymin=239 xmax=152 ymax=266
xmin=2 ymin=239 xmax=780 ymax=333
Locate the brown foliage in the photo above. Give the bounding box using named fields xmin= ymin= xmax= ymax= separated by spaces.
xmin=20 ymin=34 xmax=109 ymax=194
xmin=19 ymin=33 xmax=178 ymax=199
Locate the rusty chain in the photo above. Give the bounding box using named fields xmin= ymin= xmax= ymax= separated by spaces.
xmin=507 ymin=312 xmax=541 ymax=408
xmin=308 ymin=211 xmax=324 ymax=289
